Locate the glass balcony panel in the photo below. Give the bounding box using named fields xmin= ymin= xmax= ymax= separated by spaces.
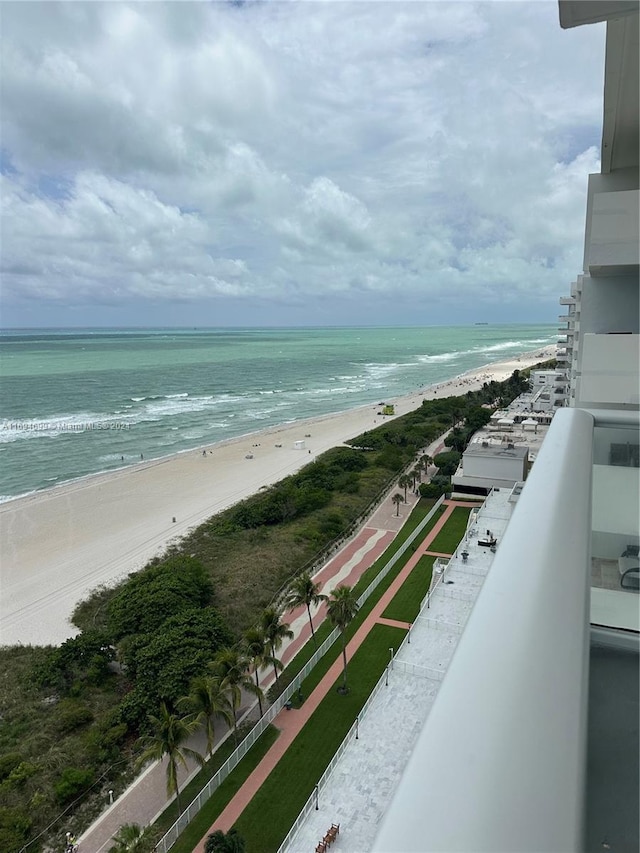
xmin=591 ymin=423 xmax=640 ymax=620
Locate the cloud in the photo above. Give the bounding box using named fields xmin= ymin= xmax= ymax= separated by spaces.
xmin=2 ymin=172 xmax=252 ymax=303
xmin=0 ymin=0 xmax=605 ymax=324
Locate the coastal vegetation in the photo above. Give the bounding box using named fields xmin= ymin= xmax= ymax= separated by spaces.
xmin=0 ymin=368 xmax=536 ymax=852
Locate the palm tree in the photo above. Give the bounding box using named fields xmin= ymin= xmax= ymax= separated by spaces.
xmin=421 ymin=454 xmax=433 ymax=477
xmin=326 ymin=585 xmax=359 ymax=694
xmin=243 ymin=627 xmax=280 ymax=717
xmin=178 ymin=676 xmax=233 ymax=759
xmin=398 ymin=474 xmax=411 ymax=501
xmin=205 ymin=829 xmax=246 ymax=853
xmin=411 ymin=466 xmax=422 ymax=484
xmin=283 ymin=572 xmax=327 ymax=650
xmin=260 ymin=607 xmax=293 ymax=685
xmin=392 ymin=493 xmax=404 ymax=516
xmin=136 ymin=703 xmax=204 ymax=815
xmin=108 ymin=824 xmax=153 ymax=853
xmin=210 ymin=647 xmax=262 ymax=742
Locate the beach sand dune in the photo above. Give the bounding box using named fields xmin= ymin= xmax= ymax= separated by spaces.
xmin=0 ymin=348 xmax=553 ymax=646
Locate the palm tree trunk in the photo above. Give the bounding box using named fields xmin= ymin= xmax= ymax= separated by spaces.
xmin=232 ymin=713 xmax=238 ymax=745
xmin=307 ymin=603 xmax=317 ymax=649
xmin=271 ymin=642 xmax=279 ymax=685
xmin=173 ymin=762 xmax=182 ymax=815
xmin=341 ymin=634 xmax=348 ymax=691
xmin=254 ymin=668 xmax=263 ymax=717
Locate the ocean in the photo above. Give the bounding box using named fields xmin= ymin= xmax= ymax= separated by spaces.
xmin=0 ymin=325 xmax=555 ymax=501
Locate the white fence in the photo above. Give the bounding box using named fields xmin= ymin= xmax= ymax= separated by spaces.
xmin=393 ymin=659 xmax=445 ymax=681
xmin=155 ymin=495 xmax=446 ymax=852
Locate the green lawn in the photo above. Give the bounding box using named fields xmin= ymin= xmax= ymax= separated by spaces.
xmin=427 ymin=506 xmax=473 ymax=554
xmin=382 ymin=555 xmax=434 ymax=623
xmin=233 ymin=624 xmax=407 ymax=853
xmin=167 ymin=725 xmax=280 ymax=853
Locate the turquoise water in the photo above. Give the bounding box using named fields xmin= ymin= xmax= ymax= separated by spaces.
xmin=0 ymin=325 xmax=555 ymax=500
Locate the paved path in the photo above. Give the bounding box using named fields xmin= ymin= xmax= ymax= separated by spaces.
xmin=193 ymin=500 xmax=463 ymax=851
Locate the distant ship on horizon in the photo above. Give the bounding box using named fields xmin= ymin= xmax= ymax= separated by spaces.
xmin=474 ymin=322 xmax=489 ymax=325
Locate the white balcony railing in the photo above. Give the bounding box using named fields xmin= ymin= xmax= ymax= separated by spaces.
xmin=372 ymin=408 xmax=594 ymax=853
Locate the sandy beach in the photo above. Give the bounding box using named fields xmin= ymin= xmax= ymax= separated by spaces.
xmin=0 ymin=347 xmax=553 ymax=647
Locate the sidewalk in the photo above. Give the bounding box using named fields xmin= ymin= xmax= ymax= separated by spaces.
xmin=193 ymin=501 xmax=462 ymax=850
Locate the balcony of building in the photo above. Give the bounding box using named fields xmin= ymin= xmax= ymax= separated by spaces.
xmin=591 ymin=416 xmax=640 ymax=607
xmin=577 ymin=333 xmax=640 ymax=408
xmin=560 ymin=296 xmax=576 ymax=306
xmin=371 ymin=408 xmax=638 ymax=853
xmin=586 ymin=189 xmax=640 ymax=277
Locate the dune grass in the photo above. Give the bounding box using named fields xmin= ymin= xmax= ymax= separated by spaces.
xmin=233 ymin=624 xmax=407 ymax=853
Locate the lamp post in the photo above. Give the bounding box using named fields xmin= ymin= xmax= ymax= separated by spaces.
xmin=389 ymin=647 xmax=394 ymax=670
xmin=314 ymin=784 xmax=319 ymax=810
xmin=385 ymin=664 xmax=389 ymax=687
xmin=355 ymin=716 xmax=359 ymax=739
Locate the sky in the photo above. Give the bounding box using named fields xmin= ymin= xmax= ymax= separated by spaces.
xmin=0 ymin=0 xmax=605 ymax=328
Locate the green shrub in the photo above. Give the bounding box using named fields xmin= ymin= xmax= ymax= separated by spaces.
xmin=0 ymin=754 xmax=22 ymax=782
xmin=33 ymin=630 xmax=114 ymax=691
xmin=56 ymin=701 xmax=95 ymax=734
xmin=84 ymin=721 xmax=129 ymax=763
xmin=107 ymin=556 xmax=212 ymax=640
xmin=205 ymin=828 xmax=246 ymax=853
xmin=419 ymin=482 xmax=445 ymax=499
xmin=54 ymin=767 xmax=94 ymax=804
xmin=0 ymin=806 xmax=32 ymax=853
xmin=0 ymin=761 xmax=38 ymax=791
xmin=433 ymin=450 xmax=461 ymax=476
xmin=121 ymin=608 xmax=232 ymax=706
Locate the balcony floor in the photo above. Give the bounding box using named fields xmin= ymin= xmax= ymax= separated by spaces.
xmin=586 ymin=640 xmax=639 ymax=853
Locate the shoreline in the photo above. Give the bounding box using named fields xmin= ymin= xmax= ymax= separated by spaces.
xmin=0 ymin=347 xmax=552 ymax=508
xmin=0 ymin=346 xmax=553 ymax=647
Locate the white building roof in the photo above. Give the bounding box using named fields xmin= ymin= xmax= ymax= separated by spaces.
xmin=463 ymin=443 xmax=529 ymax=460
